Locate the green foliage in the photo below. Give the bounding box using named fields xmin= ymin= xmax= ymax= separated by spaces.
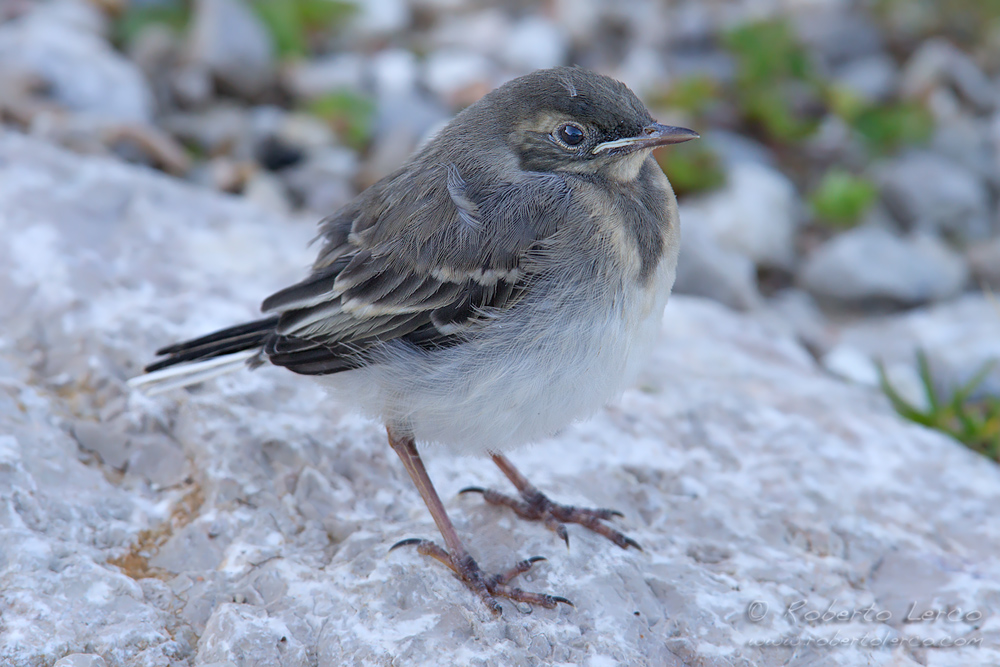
xmin=307 ymin=90 xmax=375 ymax=150
xmin=654 ymin=143 xmax=726 ymax=196
xmin=114 ymin=1 xmax=191 ymax=45
xmin=249 ymin=0 xmax=356 ymax=58
xmin=879 ymin=351 xmax=1000 ymax=462
xmin=809 ymin=169 xmax=878 ymax=228
xmin=830 ymin=88 xmax=933 ymax=155
xmin=657 ymin=76 xmax=722 ymax=117
xmin=722 ymin=20 xmax=823 ymax=143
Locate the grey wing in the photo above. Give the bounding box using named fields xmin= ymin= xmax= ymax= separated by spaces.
xmin=258 ymin=168 xmax=573 ymax=376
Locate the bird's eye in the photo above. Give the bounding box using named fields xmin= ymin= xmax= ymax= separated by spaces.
xmin=556 ymin=123 xmax=585 ymax=147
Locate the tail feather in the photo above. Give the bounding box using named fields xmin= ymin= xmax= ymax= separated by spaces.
xmin=130 ymin=317 xmax=278 ymax=394
xmin=145 ymin=316 xmax=278 ymax=372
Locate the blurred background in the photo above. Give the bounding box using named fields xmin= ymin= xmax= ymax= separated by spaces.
xmin=1 ymin=0 xmax=998 ymax=458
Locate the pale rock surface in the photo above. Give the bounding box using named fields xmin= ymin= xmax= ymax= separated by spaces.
xmin=823 ymin=294 xmax=1000 ymax=407
xmin=800 ymin=226 xmax=969 ymax=307
xmin=682 ymin=162 xmax=800 ymax=271
xmin=0 ymin=0 xmax=154 ymax=123
xmin=187 ymin=0 xmax=275 ymax=99
xmin=1 ymin=132 xmax=998 ymax=667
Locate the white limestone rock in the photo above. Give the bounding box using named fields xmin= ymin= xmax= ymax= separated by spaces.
xmin=0 ymin=131 xmax=997 ymax=666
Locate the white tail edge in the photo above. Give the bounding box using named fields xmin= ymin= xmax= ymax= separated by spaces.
xmin=127 ymin=350 xmax=258 ymax=396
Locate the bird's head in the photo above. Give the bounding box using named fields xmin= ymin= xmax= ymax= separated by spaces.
xmin=453 ymin=67 xmax=699 ymax=181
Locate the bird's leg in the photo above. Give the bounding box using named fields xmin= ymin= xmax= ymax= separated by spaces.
xmin=460 ymin=452 xmax=641 ymax=551
xmin=385 ymin=427 xmax=572 ymax=613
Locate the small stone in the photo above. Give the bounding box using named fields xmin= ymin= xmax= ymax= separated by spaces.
xmin=682 ymin=162 xmax=799 ymax=271
xmin=501 ymin=17 xmax=568 ymax=72
xmin=187 ymin=0 xmax=274 ymax=99
xmin=281 ymin=53 xmax=366 ymax=100
xmin=243 ymin=171 xmax=292 ymax=216
xmin=126 ymin=434 xmax=188 ymax=489
xmin=672 ymin=214 xmax=761 ymax=311
xmin=282 ymin=147 xmax=358 ymax=214
xmin=0 ymin=4 xmax=154 ymax=122
xmin=71 ymin=420 xmax=130 ymax=470
xmin=53 ymin=654 xmax=108 ymax=667
xmin=877 ymin=151 xmax=992 ymax=242
xmin=900 ymin=38 xmax=997 ymax=113
xmin=345 ymin=0 xmax=411 ymax=36
xmin=423 ymin=49 xmax=495 ymax=106
xmin=833 ymin=53 xmax=898 ymax=103
xmin=967 ymin=238 xmax=1000 ymax=290
xmin=800 ymin=226 xmax=969 ymax=307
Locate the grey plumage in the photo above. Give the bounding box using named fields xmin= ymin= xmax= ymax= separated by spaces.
xmin=132 ymin=66 xmax=698 ymax=612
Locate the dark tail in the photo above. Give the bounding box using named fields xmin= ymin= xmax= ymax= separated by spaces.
xmin=144 ymin=316 xmax=279 ymax=372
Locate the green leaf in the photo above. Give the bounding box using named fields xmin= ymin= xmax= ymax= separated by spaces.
xmin=809 ymin=169 xmax=878 ymax=228
xmin=306 ymin=89 xmax=375 ymax=150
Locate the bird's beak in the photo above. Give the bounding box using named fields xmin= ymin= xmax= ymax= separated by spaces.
xmin=592 ymin=123 xmax=700 ymax=155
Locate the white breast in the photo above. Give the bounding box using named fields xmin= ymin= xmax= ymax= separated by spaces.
xmin=320 ymin=253 xmax=678 ymax=456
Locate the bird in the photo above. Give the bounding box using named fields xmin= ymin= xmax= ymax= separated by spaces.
xmin=130 ymin=66 xmax=698 ymax=614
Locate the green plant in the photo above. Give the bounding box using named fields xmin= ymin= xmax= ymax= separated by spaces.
xmin=654 ymin=143 xmax=726 ymax=196
xmin=113 ymin=1 xmax=191 ymax=45
xmin=878 ymin=350 xmax=1000 ymax=461
xmin=723 ymin=20 xmax=824 ymax=143
xmin=809 ymin=169 xmax=878 ymax=228
xmin=656 ymin=76 xmax=722 ymax=117
xmin=249 ymin=0 xmax=356 ymax=58
xmin=306 ymin=89 xmax=375 ymax=150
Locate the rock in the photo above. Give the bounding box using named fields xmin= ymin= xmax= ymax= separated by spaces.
xmin=3 ymin=132 xmax=1000 ymax=666
xmin=282 ymin=146 xmax=358 ymax=214
xmin=423 ymin=48 xmax=496 ymax=107
xmin=187 ymin=0 xmax=274 ymax=99
xmin=800 ymin=226 xmax=969 ymax=307
xmin=673 ymin=209 xmax=762 ymax=311
xmin=968 ymin=238 xmax=1000 ymax=290
xmin=681 ymin=162 xmax=799 ymax=271
xmin=280 ymin=52 xmax=366 ymax=100
xmin=53 ymin=655 xmax=108 ymax=667
xmin=877 ymin=151 xmax=993 ymax=242
xmin=159 ymin=104 xmax=251 ymax=156
xmin=755 ymin=288 xmax=835 ymax=357
xmin=900 ymin=38 xmax=997 ymax=114
xmin=0 ymin=2 xmax=154 ymax=122
xmin=932 ymin=115 xmax=1000 ymax=190
xmin=832 ymin=53 xmax=898 ymax=103
xmin=793 ymin=9 xmax=884 ymax=67
xmin=823 ymin=294 xmax=1000 ymax=404
xmin=243 ymin=170 xmax=293 ymax=216
xmin=344 ymin=0 xmax=411 ymax=37
xmin=500 ymin=16 xmax=569 ymax=72
xmin=703 ymin=130 xmax=776 ymax=170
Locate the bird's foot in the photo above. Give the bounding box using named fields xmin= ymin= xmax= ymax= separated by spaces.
xmin=460 ymin=486 xmax=641 ymax=551
xmin=389 ymin=538 xmax=573 ymax=614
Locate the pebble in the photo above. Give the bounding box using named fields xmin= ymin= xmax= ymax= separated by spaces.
xmin=833 ymin=53 xmax=898 ymax=103
xmin=682 ymin=162 xmax=800 ymax=271
xmin=900 ymin=38 xmax=997 ymax=114
xmin=187 ymin=0 xmax=274 ymax=99
xmin=501 ymin=16 xmax=569 ymax=72
xmin=967 ymin=238 xmax=1000 ymax=290
xmin=672 ymin=213 xmax=762 ymax=311
xmin=281 ymin=53 xmax=367 ymax=100
xmin=0 ymin=3 xmax=154 ymax=122
xmin=800 ymin=226 xmax=969 ymax=307
xmin=877 ymin=151 xmax=992 ymax=242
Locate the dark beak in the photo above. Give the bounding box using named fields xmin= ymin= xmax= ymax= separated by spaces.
xmin=593 ymin=123 xmax=700 ymax=155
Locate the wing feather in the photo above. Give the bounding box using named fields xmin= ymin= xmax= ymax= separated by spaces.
xmin=259 ymin=164 xmax=574 ymax=375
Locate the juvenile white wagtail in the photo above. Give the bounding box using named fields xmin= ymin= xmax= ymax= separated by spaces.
xmin=131 ymin=66 xmax=698 ymax=613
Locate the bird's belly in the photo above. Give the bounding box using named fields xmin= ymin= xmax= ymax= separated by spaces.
xmin=323 ymin=266 xmax=674 ymax=455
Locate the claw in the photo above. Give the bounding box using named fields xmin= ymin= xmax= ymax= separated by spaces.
xmin=527 ymin=556 xmax=546 ymax=564
xmin=624 ymin=537 xmax=643 ymax=551
xmin=389 ymin=537 xmax=425 ymax=552
xmin=551 ymin=596 xmax=575 ymax=607
xmin=458 ymin=486 xmax=486 ymax=495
